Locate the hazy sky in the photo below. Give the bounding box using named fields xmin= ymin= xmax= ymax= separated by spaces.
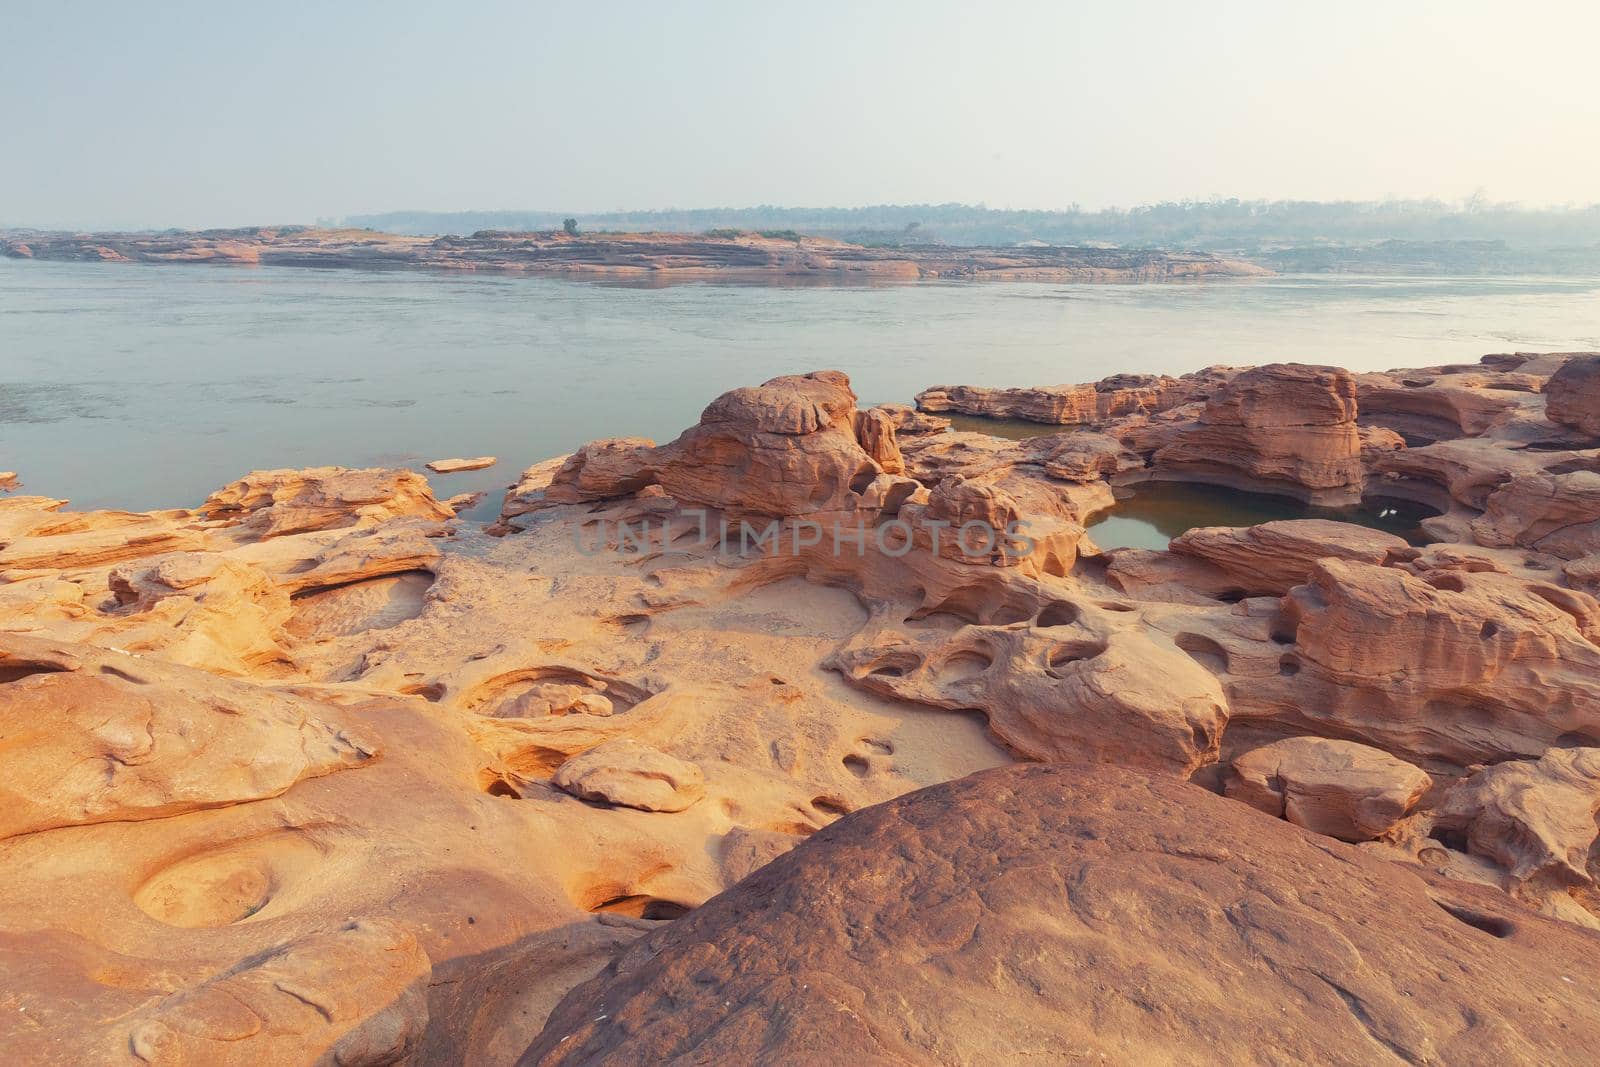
xmin=4 ymin=1 xmax=1597 ymax=228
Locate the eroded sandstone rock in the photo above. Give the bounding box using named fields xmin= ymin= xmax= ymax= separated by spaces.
xmin=869 ymin=402 xmax=950 ymax=437
xmin=444 ymin=490 xmax=487 ymax=514
xmin=524 ymin=763 xmax=1600 ymax=1066
xmin=203 ymin=467 xmax=453 ymax=538
xmin=0 ymin=635 xmax=376 ymax=839
xmin=121 ymin=919 xmax=431 ymax=1067
xmin=10 ymin=353 xmax=1600 ymax=1062
xmin=851 ymin=406 xmax=905 ymax=475
xmin=264 ymin=523 xmax=443 ymax=594
xmin=104 ymin=553 xmax=294 ymax=674
xmin=1357 ymin=366 xmax=1535 ymax=440
xmin=1247 ymin=558 xmax=1600 ymax=765
xmin=1151 ymin=364 xmax=1365 ymax=505
xmin=1473 ymin=470 xmax=1600 ymax=560
xmin=1545 ymin=354 xmax=1600 ymax=437
xmin=494 ymin=681 xmax=614 ymax=719
xmin=1169 ymin=519 xmax=1410 ymax=597
xmin=527 ymin=372 xmax=908 ymax=522
xmin=553 ymin=740 xmax=706 ymax=812
xmin=829 ymin=611 xmax=1226 ymax=776
xmin=1433 ymin=748 xmax=1600 ymax=885
xmin=502 ymin=371 xmax=1088 ymax=577
xmin=897 ymin=430 xmax=1121 ymax=554
xmin=632 ymin=371 xmax=898 ymax=519
xmin=1226 ymin=737 xmax=1432 ymax=841
xmin=915 ymin=374 xmax=1195 ymax=425
xmin=0 ymin=497 xmax=203 ymax=571
xmin=1369 ymin=436 xmax=1543 ymax=513
xmin=1566 ymin=554 xmax=1600 ymax=595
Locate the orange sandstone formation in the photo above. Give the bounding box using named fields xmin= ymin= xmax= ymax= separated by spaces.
xmin=1545 ymin=354 xmax=1600 ymax=437
xmin=1225 ymin=736 xmax=1432 ymax=841
xmin=3 ymin=352 xmax=1600 ymax=1063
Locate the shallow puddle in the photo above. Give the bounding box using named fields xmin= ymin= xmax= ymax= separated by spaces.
xmin=1085 ymin=482 xmax=1438 ymax=551
xmin=943 ymin=413 xmax=1062 ymax=440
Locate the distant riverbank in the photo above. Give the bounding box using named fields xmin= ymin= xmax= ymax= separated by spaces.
xmin=0 ymin=227 xmax=1268 ymax=286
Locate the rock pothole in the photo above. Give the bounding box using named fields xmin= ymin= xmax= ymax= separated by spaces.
xmin=463 ymin=666 xmax=651 ymax=719
xmin=286 ymin=571 xmax=434 ymax=639
xmin=133 ymin=829 xmax=335 ymax=928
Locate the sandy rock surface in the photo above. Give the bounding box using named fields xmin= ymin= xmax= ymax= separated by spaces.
xmin=553 ymin=739 xmax=706 ymax=812
xmin=5 ymin=353 xmax=1600 ymax=1063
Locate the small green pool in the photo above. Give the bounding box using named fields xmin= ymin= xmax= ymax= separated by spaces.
xmin=1085 ymin=481 xmax=1438 ymax=552
xmin=944 ymin=413 xmax=1060 ymax=440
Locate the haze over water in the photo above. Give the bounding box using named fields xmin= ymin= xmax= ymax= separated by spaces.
xmin=3 ymin=258 xmax=1598 ymax=517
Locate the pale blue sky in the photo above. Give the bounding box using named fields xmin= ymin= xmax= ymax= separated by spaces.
xmin=3 ymin=1 xmax=1597 ymax=228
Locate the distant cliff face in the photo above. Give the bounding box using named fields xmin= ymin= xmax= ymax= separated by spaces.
xmin=0 ymin=226 xmax=1269 ymax=284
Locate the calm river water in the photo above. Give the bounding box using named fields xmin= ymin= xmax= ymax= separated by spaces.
xmin=3 ymin=258 xmax=1597 ymax=528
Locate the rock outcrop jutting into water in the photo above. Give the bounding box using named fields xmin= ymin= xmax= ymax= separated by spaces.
xmin=3 ymin=352 xmax=1600 ymax=1063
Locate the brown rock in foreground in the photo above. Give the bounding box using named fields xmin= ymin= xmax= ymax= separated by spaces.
xmin=524 ymin=763 xmax=1600 ymax=1066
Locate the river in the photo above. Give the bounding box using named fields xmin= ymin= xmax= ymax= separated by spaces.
xmin=3 ymin=257 xmax=1597 ymax=523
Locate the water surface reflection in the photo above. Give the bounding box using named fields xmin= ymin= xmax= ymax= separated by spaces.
xmin=1086 ymin=482 xmax=1438 ymax=551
